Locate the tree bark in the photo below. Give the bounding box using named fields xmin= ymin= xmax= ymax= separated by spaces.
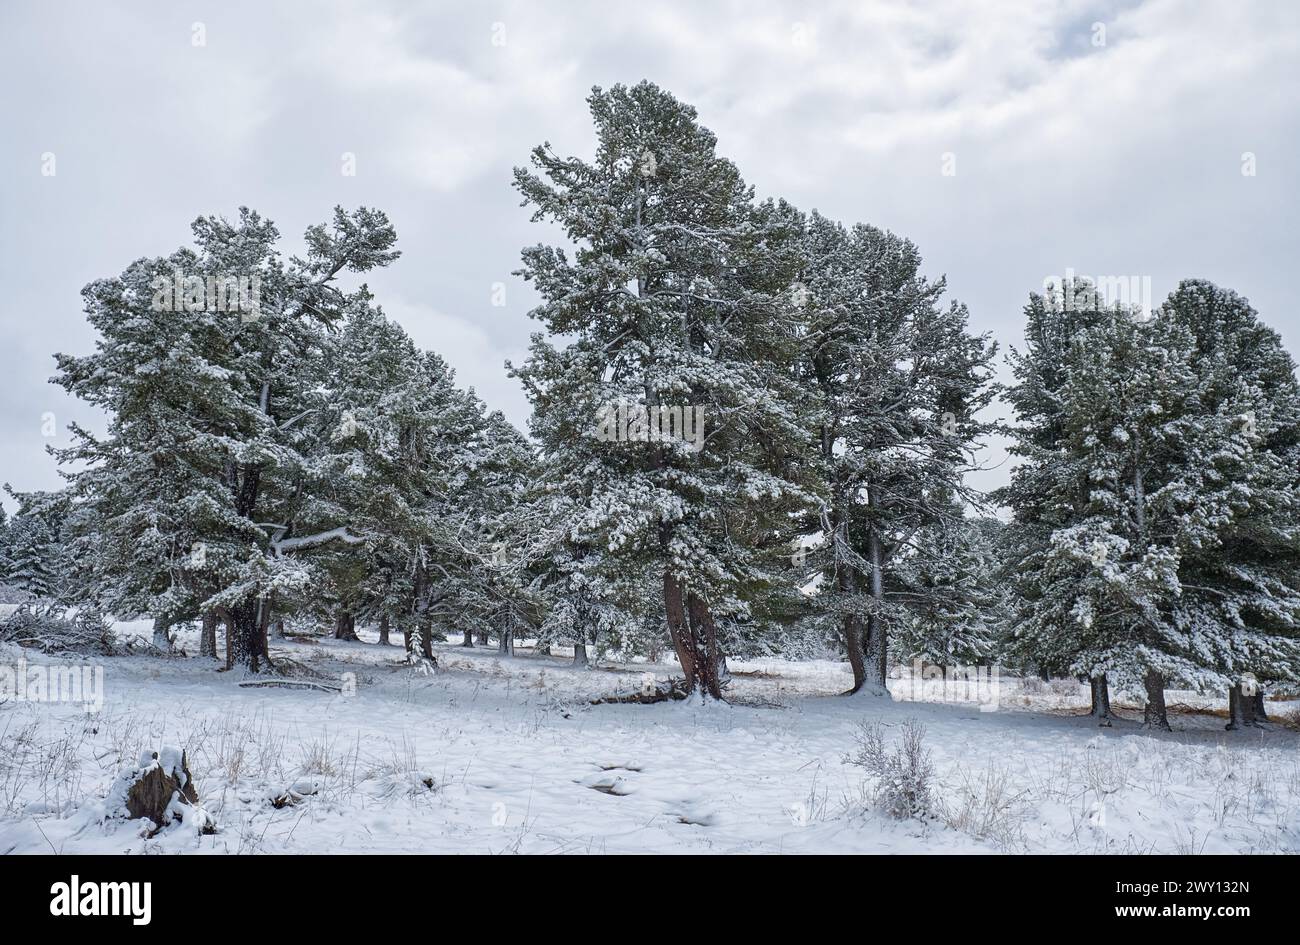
xmin=223 ymin=458 xmax=267 ymax=676
xmin=334 ymin=610 xmax=359 ymax=641
xmin=462 ymin=627 xmax=474 ymax=647
xmin=257 ymin=597 xmax=272 ymax=657
xmin=219 ymin=608 xmax=235 ymax=670
xmin=842 ymin=615 xmax=867 ymax=693
xmin=1226 ymin=682 xmax=1261 ymax=730
xmin=199 ymin=611 xmax=217 ymax=659
xmin=1226 ymin=683 xmax=1243 ymax=730
xmin=272 ymin=618 xmax=285 ymax=639
xmin=420 ymin=622 xmax=435 ymax=661
xmin=377 ymin=614 xmax=390 ymax=646
xmin=151 ymin=616 xmax=172 ymax=652
xmin=865 ymin=496 xmax=888 ymax=688
xmin=1253 ymin=689 xmax=1269 ymax=722
xmin=1142 ymin=669 xmax=1170 ymax=731
xmin=227 ymin=599 xmax=266 ymax=672
xmin=686 ymin=592 xmax=723 ymax=700
xmin=573 ymin=642 xmax=588 ymax=667
xmin=659 ymin=571 xmax=726 ymax=700
xmin=497 ymin=626 xmax=514 ymax=656
xmin=837 ymin=543 xmax=867 ymax=693
xmin=410 ymin=558 xmax=437 ymax=663
xmin=1089 ymin=675 xmax=1112 ymax=724
xmin=663 ymin=569 xmax=697 ymax=690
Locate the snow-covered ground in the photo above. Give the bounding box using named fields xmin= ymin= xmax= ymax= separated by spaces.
xmin=2 ymin=624 xmax=1298 ymax=854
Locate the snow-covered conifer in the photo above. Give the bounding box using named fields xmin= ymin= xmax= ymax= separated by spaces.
xmin=512 ymin=82 xmax=817 ymax=698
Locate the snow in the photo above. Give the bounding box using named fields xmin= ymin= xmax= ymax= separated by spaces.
xmin=1 ymin=625 xmax=1297 ymax=854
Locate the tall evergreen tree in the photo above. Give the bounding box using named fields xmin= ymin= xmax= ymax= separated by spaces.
xmin=53 ymin=207 xmax=399 ymax=672
xmin=1041 ymin=301 xmax=1211 ymax=729
xmin=512 ymin=82 xmax=816 ymax=698
xmin=1160 ymin=280 xmax=1300 ymax=727
xmin=800 ymin=213 xmax=997 ymax=692
xmin=0 ymin=487 xmax=70 ymax=603
xmin=1001 ymin=280 xmax=1120 ymax=717
xmin=1003 ymin=278 xmax=1300 ymax=728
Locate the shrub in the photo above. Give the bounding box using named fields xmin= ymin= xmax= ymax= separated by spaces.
xmin=847 ymin=719 xmax=933 ymax=820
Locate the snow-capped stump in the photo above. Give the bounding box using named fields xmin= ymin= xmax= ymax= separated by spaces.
xmin=586 ymin=775 xmax=633 ymax=796
xmin=107 ymin=746 xmax=214 ymax=837
xmin=271 ymin=778 xmax=321 ymax=808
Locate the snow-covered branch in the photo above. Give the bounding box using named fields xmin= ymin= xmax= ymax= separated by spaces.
xmin=270 ymin=527 xmax=365 ymax=557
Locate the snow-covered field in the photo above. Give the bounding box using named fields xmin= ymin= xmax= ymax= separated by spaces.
xmin=2 ymin=625 xmax=1298 ymax=854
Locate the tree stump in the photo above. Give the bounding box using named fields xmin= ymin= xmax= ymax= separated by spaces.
xmin=112 ymin=747 xmax=213 ymax=836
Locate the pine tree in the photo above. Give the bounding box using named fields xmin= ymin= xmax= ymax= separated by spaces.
xmin=53 ymin=207 xmax=399 ymax=672
xmin=1158 ymin=280 xmax=1300 ymax=728
xmin=1004 ymin=279 xmax=1300 ymax=728
xmin=1001 ymin=280 xmax=1121 ymax=717
xmin=0 ymin=487 xmax=70 ymax=604
xmin=512 ymin=82 xmax=816 ymax=699
xmin=534 ymin=521 xmax=654 ymax=666
xmin=301 ymin=300 xmax=540 ymax=665
xmin=1044 ymin=302 xmax=1212 ymax=729
xmin=800 ymin=213 xmax=997 ymax=692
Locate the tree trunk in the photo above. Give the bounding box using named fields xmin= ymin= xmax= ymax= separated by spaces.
xmin=838 ymin=550 xmax=867 ymax=693
xmin=272 ymin=618 xmax=285 ymax=639
xmin=377 ymin=614 xmax=390 ymax=646
xmin=1226 ymin=684 xmax=1243 ymax=730
xmin=1142 ymin=669 xmax=1170 ymax=731
xmin=1089 ymin=675 xmax=1112 ymax=725
xmin=228 ymin=599 xmax=266 ymax=673
xmin=334 ymin=610 xmax=359 ymax=641
xmin=1253 ymin=689 xmax=1269 ymax=722
xmin=865 ymin=506 xmax=887 ymax=688
xmin=257 ymin=597 xmax=272 ymax=658
xmin=199 ymin=611 xmax=217 ymax=659
xmin=663 ymin=569 xmax=696 ymax=690
xmin=462 ymin=627 xmax=474 ymax=647
xmin=151 ymin=616 xmax=172 ymax=652
xmin=409 ymin=558 xmax=437 ymax=664
xmin=686 ymin=592 xmax=723 ymax=700
xmin=842 ymin=618 xmax=866 ymax=692
xmin=573 ymin=642 xmax=588 ymax=667
xmin=403 ymin=627 xmax=413 ymax=655
xmin=497 ymin=626 xmax=514 ymax=657
xmin=660 ymin=570 xmax=725 ymax=700
xmin=219 ymin=608 xmax=235 ymax=670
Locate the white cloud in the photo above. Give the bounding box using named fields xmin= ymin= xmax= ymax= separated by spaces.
xmin=1 ymin=0 xmax=1296 ymax=501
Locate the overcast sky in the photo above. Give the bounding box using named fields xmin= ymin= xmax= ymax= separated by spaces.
xmin=2 ymin=0 xmax=1297 ymax=510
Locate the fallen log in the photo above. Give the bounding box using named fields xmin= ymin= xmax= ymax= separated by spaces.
xmin=591 ymin=679 xmax=691 ymax=705
xmin=238 ymin=679 xmax=342 ymax=693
